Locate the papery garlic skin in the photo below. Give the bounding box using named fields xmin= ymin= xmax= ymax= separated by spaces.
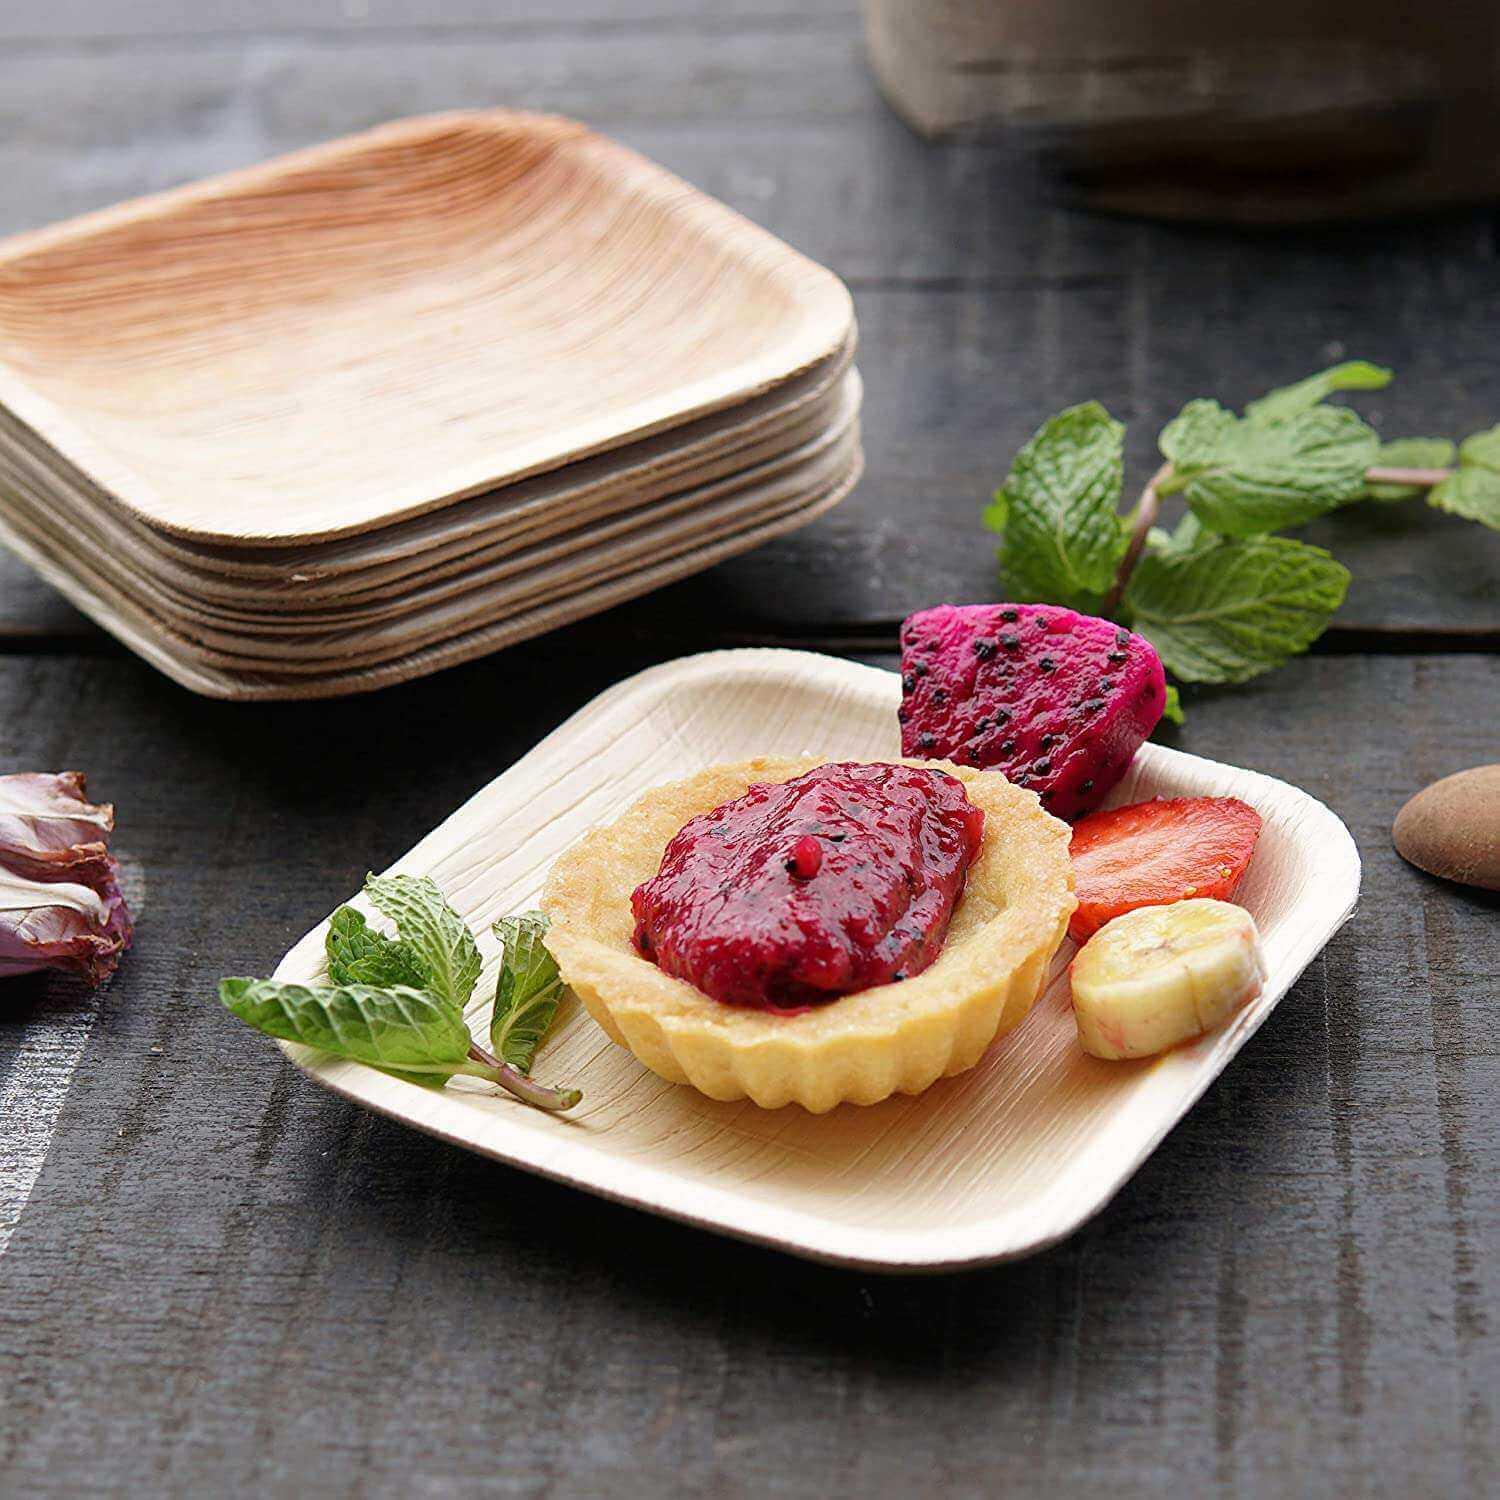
xmin=0 ymin=773 xmax=132 ymax=985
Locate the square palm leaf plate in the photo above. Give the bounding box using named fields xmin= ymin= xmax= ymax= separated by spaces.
xmin=266 ymin=650 xmax=1360 ymax=1271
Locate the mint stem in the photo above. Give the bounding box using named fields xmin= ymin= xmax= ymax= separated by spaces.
xmin=467 ymin=1041 xmax=582 ymax=1112
xmin=1364 ymin=465 xmax=1453 ymax=488
xmin=1104 ymin=461 xmax=1171 ymax=616
xmin=1103 ymin=455 xmax=1446 ymax=618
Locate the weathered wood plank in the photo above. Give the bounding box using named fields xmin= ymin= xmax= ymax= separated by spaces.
xmin=0 ymin=552 xmax=94 ymax=640
xmin=0 ymin=646 xmax=1495 ymax=1495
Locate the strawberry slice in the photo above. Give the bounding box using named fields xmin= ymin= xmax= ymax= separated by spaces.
xmin=1068 ymin=796 xmax=1263 ymax=941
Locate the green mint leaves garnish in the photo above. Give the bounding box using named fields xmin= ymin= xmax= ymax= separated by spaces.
xmin=1158 ymin=400 xmax=1378 ymax=536
xmin=364 ymin=872 xmax=482 ymax=1012
xmin=990 ymin=401 xmax=1129 ymax=615
xmin=325 ymin=907 xmax=429 ymax=989
xmin=491 ymin=913 xmax=566 ymax=1075
xmin=1126 ymin=533 xmax=1351 ymax=685
xmin=985 ymin=359 xmax=1496 ymax=709
xmin=1365 ymin=438 xmax=1456 ymax=501
xmin=219 ymin=978 xmax=479 ymax=1083
xmin=219 ymin=879 xmax=580 ymax=1112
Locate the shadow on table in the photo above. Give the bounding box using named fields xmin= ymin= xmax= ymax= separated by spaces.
xmin=283 ymin=997 xmax=1313 ymax=1383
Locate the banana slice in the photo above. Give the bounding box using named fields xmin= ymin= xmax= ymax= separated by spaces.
xmin=1070 ymin=899 xmax=1265 ymax=1061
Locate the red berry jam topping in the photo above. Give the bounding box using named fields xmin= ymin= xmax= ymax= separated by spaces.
xmin=631 ymin=762 xmax=986 ymax=1012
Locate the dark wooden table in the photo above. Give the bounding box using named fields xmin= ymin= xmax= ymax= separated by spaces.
xmin=2 ymin=5 xmax=1498 ymax=1496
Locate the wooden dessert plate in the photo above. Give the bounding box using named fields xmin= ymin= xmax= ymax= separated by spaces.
xmin=0 ymin=382 xmax=859 ymax=647
xmin=266 ymin=650 xmax=1362 ymax=1267
xmin=0 ymin=112 xmax=854 ymax=544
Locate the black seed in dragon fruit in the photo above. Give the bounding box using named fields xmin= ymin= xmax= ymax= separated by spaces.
xmin=898 ymin=603 xmax=1167 ymax=820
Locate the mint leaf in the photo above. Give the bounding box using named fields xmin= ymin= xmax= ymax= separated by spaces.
xmin=1460 ymin=425 xmax=1500 ymax=467
xmin=325 ymin=907 xmax=429 ymax=989
xmin=995 ymin=401 xmax=1128 ymax=613
xmin=1157 ymin=399 xmax=1237 ymax=471
xmin=1429 ymin=425 xmax=1500 ymax=530
xmin=364 ymin=873 xmax=482 ymax=1011
xmin=1161 ymin=684 xmax=1185 ymax=726
xmin=490 ymin=912 xmax=566 ymax=1074
xmin=1125 ymin=533 xmax=1350 ymax=684
xmin=981 ymin=488 xmax=1007 ymax=535
xmin=1366 ymin=438 xmax=1456 ymax=501
xmin=219 ymin=977 xmax=475 ymax=1081
xmin=1159 ymin=400 xmax=1378 ymax=536
xmin=1245 ymin=360 xmax=1392 ymax=427
xmin=1429 ymin=468 xmax=1500 ymax=526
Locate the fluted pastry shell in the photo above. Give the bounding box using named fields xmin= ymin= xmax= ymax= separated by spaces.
xmin=541 ymin=756 xmax=1076 ymax=1113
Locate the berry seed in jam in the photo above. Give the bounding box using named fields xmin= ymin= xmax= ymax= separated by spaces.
xmin=785 ymin=835 xmax=824 ymax=880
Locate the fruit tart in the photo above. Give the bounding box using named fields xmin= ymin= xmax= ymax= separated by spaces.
xmin=542 ymin=756 xmax=1075 ymax=1112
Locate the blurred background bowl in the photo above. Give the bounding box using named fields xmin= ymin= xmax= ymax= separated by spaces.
xmin=864 ymin=0 xmax=1500 ymax=223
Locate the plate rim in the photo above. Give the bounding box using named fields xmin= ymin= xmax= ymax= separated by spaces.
xmin=269 ymin=648 xmax=1362 ymax=1270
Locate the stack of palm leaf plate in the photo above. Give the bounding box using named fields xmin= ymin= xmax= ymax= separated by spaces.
xmin=0 ymin=112 xmax=860 ymax=700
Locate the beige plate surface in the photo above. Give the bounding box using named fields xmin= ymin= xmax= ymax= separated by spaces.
xmin=0 ymin=111 xmax=853 ymax=544
xmin=0 ymin=375 xmax=864 ymax=633
xmin=266 ymin=650 xmax=1361 ymax=1269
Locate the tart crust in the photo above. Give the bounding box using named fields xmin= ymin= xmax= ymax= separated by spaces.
xmin=541 ymin=757 xmax=1077 ymax=1113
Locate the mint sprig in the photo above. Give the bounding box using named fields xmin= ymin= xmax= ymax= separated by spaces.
xmin=1428 ymin=425 xmax=1500 ymax=529
xmin=985 ymin=360 xmax=1499 ymax=711
xmin=219 ymin=978 xmax=482 ymax=1084
xmin=1243 ymin=360 xmax=1391 ymax=427
xmin=364 ymin=872 xmax=481 ymax=1011
xmin=219 ymin=880 xmax=580 ymax=1112
xmin=325 ymin=907 xmax=428 ymax=989
xmin=1365 ymin=438 xmax=1456 ymax=501
xmin=988 ymin=401 xmax=1129 ymax=614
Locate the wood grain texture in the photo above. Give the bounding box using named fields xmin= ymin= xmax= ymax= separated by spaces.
xmin=0 ymin=644 xmax=1495 ymax=1495
xmin=6 ymin=345 xmax=856 ymax=592
xmin=0 ymin=373 xmax=862 ymax=631
xmin=0 ymin=350 xmax=854 ymax=645
xmin=0 ymin=444 xmax=862 ymax=698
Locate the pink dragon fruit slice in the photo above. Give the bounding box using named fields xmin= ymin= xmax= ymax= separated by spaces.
xmin=898 ymin=603 xmax=1167 ymax=820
